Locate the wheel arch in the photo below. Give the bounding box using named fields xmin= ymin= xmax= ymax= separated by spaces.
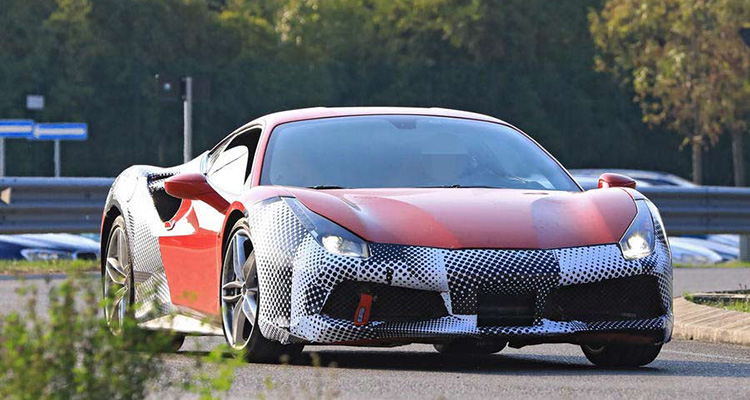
xmin=100 ymin=203 xmax=122 ymax=275
xmin=221 ymin=206 xmax=251 ymax=264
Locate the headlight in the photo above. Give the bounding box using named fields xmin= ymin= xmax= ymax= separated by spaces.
xmin=284 ymin=198 xmax=370 ymax=258
xmin=21 ymin=248 xmax=75 ymax=261
xmin=321 ymin=235 xmax=370 ymax=258
xmin=619 ymin=200 xmax=656 ymax=260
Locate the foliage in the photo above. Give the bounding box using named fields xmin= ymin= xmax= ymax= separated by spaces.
xmin=0 ymin=0 xmax=709 ymax=181
xmin=0 ymin=276 xmax=166 ymax=400
xmin=688 ymin=294 xmax=750 ymax=313
xmin=590 ymin=0 xmax=750 ymax=183
xmin=0 ymin=259 xmax=98 ymax=275
xmin=0 ymin=275 xmax=242 ymax=399
xmin=674 ymin=260 xmax=750 ymax=269
xmin=182 ymin=344 xmax=245 ymax=400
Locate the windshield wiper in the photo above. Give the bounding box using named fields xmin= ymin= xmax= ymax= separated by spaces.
xmin=306 ymin=185 xmax=348 ymax=190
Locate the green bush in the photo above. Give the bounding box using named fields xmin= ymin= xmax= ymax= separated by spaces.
xmin=0 ymin=275 xmax=240 ymax=400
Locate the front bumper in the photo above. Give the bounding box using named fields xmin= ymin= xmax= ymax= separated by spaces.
xmin=248 ymin=199 xmax=673 ymax=346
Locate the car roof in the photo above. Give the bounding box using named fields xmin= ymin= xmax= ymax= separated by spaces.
xmin=257 ymin=107 xmax=508 ymax=128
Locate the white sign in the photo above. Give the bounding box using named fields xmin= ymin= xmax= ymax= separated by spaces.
xmin=33 ymin=123 xmax=88 ymax=141
xmin=26 ymin=95 xmax=45 ymax=111
xmin=0 ymin=120 xmax=34 ymax=138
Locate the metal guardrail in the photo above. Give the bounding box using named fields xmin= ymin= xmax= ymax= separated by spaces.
xmin=0 ymin=177 xmax=113 ymax=234
xmin=0 ymin=177 xmax=749 ymax=235
xmin=639 ymin=186 xmax=750 ymax=235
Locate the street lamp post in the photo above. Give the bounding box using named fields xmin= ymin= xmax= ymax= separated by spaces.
xmin=183 ymin=77 xmax=193 ymax=164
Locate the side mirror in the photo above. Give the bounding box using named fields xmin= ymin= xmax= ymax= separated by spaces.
xmin=598 ymin=173 xmax=636 ymax=189
xmin=164 ymin=173 xmax=229 ymax=213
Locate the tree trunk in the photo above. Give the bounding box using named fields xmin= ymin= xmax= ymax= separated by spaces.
xmin=692 ymin=137 xmax=703 ymax=185
xmin=732 ymin=130 xmax=746 ymax=187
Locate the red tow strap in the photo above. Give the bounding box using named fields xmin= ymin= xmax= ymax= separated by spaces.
xmin=353 ymin=293 xmax=373 ymax=326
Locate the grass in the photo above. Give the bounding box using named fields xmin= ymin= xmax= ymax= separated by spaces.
xmin=685 ymin=291 xmax=750 ymax=314
xmin=689 ymin=297 xmax=750 ymax=313
xmin=674 ymin=260 xmax=750 ymax=269
xmin=717 ymin=301 xmax=750 ymax=313
xmin=0 ymin=259 xmax=98 ymax=275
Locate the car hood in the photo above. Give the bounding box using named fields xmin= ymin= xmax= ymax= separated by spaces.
xmin=283 ymin=187 xmax=637 ymax=249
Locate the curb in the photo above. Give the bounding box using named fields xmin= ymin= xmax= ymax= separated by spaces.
xmin=673 ymin=297 xmax=750 ymax=347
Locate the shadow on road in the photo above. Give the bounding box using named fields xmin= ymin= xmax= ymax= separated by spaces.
xmin=177 ymin=347 xmax=750 ymax=378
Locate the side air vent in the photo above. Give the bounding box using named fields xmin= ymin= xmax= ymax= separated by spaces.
xmin=147 ymin=173 xmax=182 ymax=222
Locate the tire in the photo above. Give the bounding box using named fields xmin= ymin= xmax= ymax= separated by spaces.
xmin=434 ymin=339 xmax=507 ymax=355
xmin=102 ymin=215 xmax=135 ymax=336
xmin=220 ymin=219 xmax=303 ymax=363
xmin=102 ymin=215 xmax=185 ymax=352
xmin=581 ymin=342 xmax=662 ymax=367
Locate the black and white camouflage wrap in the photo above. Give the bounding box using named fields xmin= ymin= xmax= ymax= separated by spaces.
xmin=247 ymin=197 xmax=673 ymax=345
xmin=103 ymin=160 xmax=199 ymax=321
xmin=105 ymin=165 xmax=672 ymax=344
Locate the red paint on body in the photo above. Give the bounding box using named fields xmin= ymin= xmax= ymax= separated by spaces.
xmin=283 ymin=187 xmax=636 ymax=249
xmin=598 ymin=173 xmax=637 ymax=189
xmin=150 ymin=107 xmax=642 ymax=320
xmin=159 ymin=205 xmax=222 ymax=316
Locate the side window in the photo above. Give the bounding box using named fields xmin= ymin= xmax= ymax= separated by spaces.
xmin=207 ymin=128 xmax=260 ymax=194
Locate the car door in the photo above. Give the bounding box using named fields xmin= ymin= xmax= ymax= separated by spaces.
xmin=159 ymin=127 xmax=261 ymax=317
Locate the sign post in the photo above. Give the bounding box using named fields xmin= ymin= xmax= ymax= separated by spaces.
xmin=157 ymin=75 xmax=209 ymax=163
xmin=183 ymin=76 xmax=193 ymax=163
xmin=0 ymin=120 xmax=35 ymax=177
xmin=53 ymin=140 xmax=61 ymax=177
xmin=32 ymin=123 xmax=88 ymax=177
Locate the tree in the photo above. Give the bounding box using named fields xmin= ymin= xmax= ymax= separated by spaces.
xmin=712 ymin=0 xmax=750 ymax=186
xmin=0 ymin=0 xmax=699 ymax=180
xmin=44 ymin=0 xmax=98 ymax=121
xmin=590 ymin=0 xmax=750 ymax=185
xmin=0 ymin=0 xmax=56 ymax=116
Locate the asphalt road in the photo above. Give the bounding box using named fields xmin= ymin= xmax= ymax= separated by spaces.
xmin=3 ymin=268 xmax=750 ymax=399
xmin=167 ymin=339 xmax=750 ymax=399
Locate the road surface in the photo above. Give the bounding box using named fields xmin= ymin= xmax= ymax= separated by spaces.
xmin=2 ymin=267 xmax=750 ymax=399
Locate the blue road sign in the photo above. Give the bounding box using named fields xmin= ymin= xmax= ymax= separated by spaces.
xmin=33 ymin=123 xmax=88 ymax=141
xmin=0 ymin=120 xmax=34 ymax=138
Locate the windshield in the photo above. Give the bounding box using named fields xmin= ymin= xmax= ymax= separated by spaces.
xmin=261 ymin=115 xmax=580 ymax=191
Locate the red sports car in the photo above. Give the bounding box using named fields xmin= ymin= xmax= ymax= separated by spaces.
xmin=101 ymin=107 xmax=672 ymax=366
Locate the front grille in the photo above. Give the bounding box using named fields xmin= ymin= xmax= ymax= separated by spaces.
xmin=477 ymin=293 xmax=536 ymax=326
xmin=542 ymin=275 xmax=665 ymax=322
xmin=321 ymin=281 xmax=448 ymax=323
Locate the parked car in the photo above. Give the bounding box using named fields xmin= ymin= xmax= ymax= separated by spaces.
xmin=573 ymin=169 xmax=740 ymax=264
xmin=570 ymin=169 xmax=696 ymax=188
xmin=685 ymin=234 xmax=739 ymax=249
xmin=669 ymin=237 xmax=738 ymax=261
xmin=101 ymin=107 xmax=672 ymax=367
xmin=668 ymin=237 xmax=724 ymax=265
xmin=572 ymin=174 xmax=657 ymax=191
xmin=0 ymin=233 xmax=100 ymax=261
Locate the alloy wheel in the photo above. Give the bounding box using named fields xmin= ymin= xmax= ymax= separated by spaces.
xmin=103 ymin=224 xmax=131 ymax=335
xmin=221 ymin=228 xmax=259 ymax=350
